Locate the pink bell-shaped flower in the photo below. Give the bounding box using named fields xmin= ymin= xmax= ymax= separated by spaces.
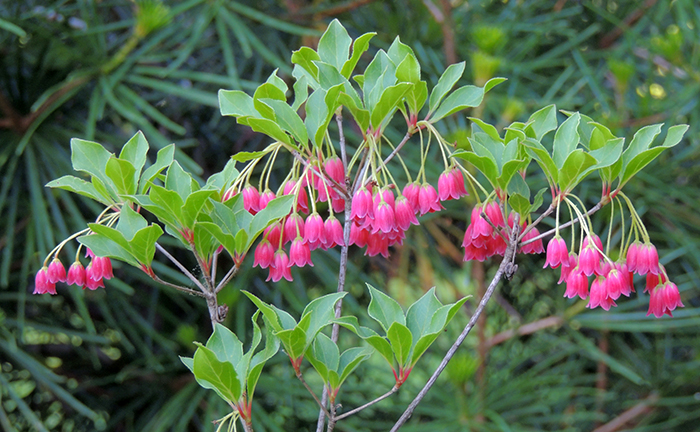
xmin=587 ymin=276 xmax=616 ymax=310
xmin=253 ymin=240 xmax=275 ymax=269
xmin=350 ymin=187 xmax=374 ymax=222
xmin=66 ymin=262 xmax=86 ymax=287
xmin=243 ymin=185 xmax=261 ymax=214
xmin=284 ymin=214 xmax=305 ymax=245
xmin=544 ymin=236 xmax=569 ymax=269
xmin=267 ymin=250 xmax=293 ymax=282
xmin=394 ymin=196 xmax=419 ymax=231
xmin=47 ymin=258 xmax=67 ymax=283
xmin=263 ymin=222 xmax=282 ymax=247
xmin=305 ymin=213 xmax=326 ymax=250
xmin=33 ymin=267 xmax=57 ymax=295
xmin=418 ymin=183 xmax=443 ymax=216
xmin=625 ymin=241 xmax=642 ymax=272
xmin=402 ymin=182 xmax=421 ymax=214
xmin=564 ymin=267 xmax=588 ymax=299
xmin=289 ymin=238 xmax=314 ymax=268
xmin=647 ymin=282 xmax=683 ymax=318
xmin=258 ymin=189 xmax=276 ymax=210
xmin=324 ymin=216 xmax=345 ymax=248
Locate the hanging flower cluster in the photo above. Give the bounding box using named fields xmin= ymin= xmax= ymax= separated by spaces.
xmin=34 ymin=248 xmax=113 ymax=294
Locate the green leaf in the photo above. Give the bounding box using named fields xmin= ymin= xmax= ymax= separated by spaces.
xmin=149 ymin=184 xmax=185 ymax=227
xmin=522 ymin=138 xmax=558 ymax=184
xmin=532 ymin=188 xmax=547 ymax=212
xmin=165 ymin=161 xmax=194 ymax=202
xmin=265 ymin=69 xmax=288 ymax=94
xmin=509 ymin=193 xmax=531 ymax=216
xmin=181 ymin=356 xmax=230 ymax=404
xmin=552 ymin=112 xmax=581 ymax=169
xmin=370 ymin=82 xmax=412 ymax=130
xmin=525 ymin=105 xmax=558 ymax=140
xmin=260 ymin=99 xmax=308 ymax=145
xmin=247 ymin=118 xmax=293 ymax=146
xmin=128 ymin=225 xmax=163 ymax=266
xmin=77 ymin=233 xmax=139 ymax=268
xmin=590 ymin=137 xmax=624 ymax=183
xmin=275 ymin=325 xmax=307 ymax=360
xmin=242 ymin=291 xmax=286 ymax=333
xmin=558 ymin=149 xmax=597 ymax=192
xmin=624 ymin=123 xmax=663 ymax=161
xmin=219 ymin=90 xmax=260 ymax=118
xmin=429 ymin=78 xmax=505 ymax=122
xmin=253 ymin=83 xmax=286 ymax=120
xmin=182 ymin=190 xmax=217 ymax=228
xmin=305 ymin=88 xmax=329 ymax=147
xmin=311 ymin=333 xmax=339 ymax=376
xmin=139 ymin=144 xmax=175 ymax=194
xmin=367 ymin=284 xmax=405 ymax=332
xmin=428 ymin=62 xmax=465 ymax=114
xmin=246 ymin=195 xmax=294 ymax=248
xmin=333 ymin=317 xmax=395 ymax=366
xmin=362 ymin=50 xmax=394 ymax=110
xmin=317 ymin=19 xmax=352 ymax=71
xmin=410 ymin=333 xmax=440 ymax=368
xmin=207 ymin=324 xmax=244 ymax=365
xmin=105 ymin=157 xmax=137 ymax=196
xmin=337 ymin=347 xmax=372 ymax=388
xmin=451 ymin=149 xmax=499 ymax=187
xmin=469 ymin=118 xmax=503 ymax=143
xmin=396 ymin=53 xmax=421 ymax=84
xmin=387 ymin=322 xmax=412 ymax=366
xmin=116 ymin=205 xmax=148 ymax=241
xmin=337 ymin=92 xmax=370 ymax=134
xmin=341 ymin=32 xmax=375 ymax=78
xmin=406 ymin=288 xmax=442 ymax=341
xmin=231 ymin=149 xmax=271 ymax=163
xmin=247 ymin=315 xmax=280 ymax=397
xmin=196 ymin=222 xmax=237 ymax=257
xmin=619 ymin=124 xmax=687 ymax=186
xmin=301 ymin=292 xmax=347 ymax=340
xmin=70 ymin=138 xmax=116 ymax=197
xmin=193 ymin=345 xmax=242 ymax=402
xmin=292 ymin=75 xmax=309 ymax=111
xmin=120 ymin=131 xmax=150 ymax=179
xmin=46 ymin=175 xmax=110 ymax=205
xmin=291 ymin=47 xmax=321 ymax=81
xmin=205 ymin=159 xmax=239 ymax=191
xmin=405 ymin=81 xmax=428 ymax=116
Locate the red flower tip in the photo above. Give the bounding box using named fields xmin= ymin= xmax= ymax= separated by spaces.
xmin=267 ymin=250 xmax=293 ymax=282
xmin=242 ymin=185 xmax=261 ymax=214
xmin=34 ymin=267 xmax=57 ymax=295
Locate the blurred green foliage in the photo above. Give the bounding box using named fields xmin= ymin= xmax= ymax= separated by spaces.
xmin=1 ymin=0 xmax=698 ymax=431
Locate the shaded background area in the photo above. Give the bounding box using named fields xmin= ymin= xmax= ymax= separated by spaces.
xmin=1 ymin=0 xmax=699 ymax=430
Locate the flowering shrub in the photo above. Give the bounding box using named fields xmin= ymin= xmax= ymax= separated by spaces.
xmin=36 ymin=19 xmax=688 ymax=431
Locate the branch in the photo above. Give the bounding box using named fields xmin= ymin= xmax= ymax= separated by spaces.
xmin=215 ymin=264 xmax=238 ymax=294
xmin=334 ymin=386 xmax=398 ymax=421
xmin=520 ymin=201 xmax=604 ymax=246
xmin=518 ymin=203 xmax=555 ymax=242
xmin=298 ymin=373 xmax=331 ymax=420
xmin=484 ymin=316 xmax=564 ymax=349
xmin=151 ymin=274 xmax=207 ymax=298
xmin=391 ymin=217 xmax=520 ymax=431
xmin=155 ymin=243 xmax=207 ymax=293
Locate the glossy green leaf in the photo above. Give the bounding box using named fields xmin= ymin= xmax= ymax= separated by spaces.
xmin=498 ymin=159 xmax=529 ymax=191
xmin=589 ymin=137 xmax=624 ymax=183
xmin=469 ymin=118 xmax=503 ymax=143
xmin=406 ymin=288 xmax=443 ymax=340
xmin=387 ymin=322 xmax=412 ymax=366
xmin=291 ymin=47 xmax=321 ymax=80
xmin=619 ymin=124 xmax=688 ymax=186
xmin=165 ymin=161 xmax=194 ymax=202
xmin=205 ymin=159 xmax=239 ymax=191
xmin=242 ymin=291 xmax=286 ymax=333
xmin=231 ymin=149 xmax=271 ymax=163
xmin=182 ymin=190 xmax=217 ymax=229
xmin=275 ymin=325 xmax=307 ymax=360
xmin=181 ymin=356 xmax=230 ymax=404
xmin=265 ymin=69 xmax=288 ymax=94
xmin=522 ymin=138 xmax=558 ymax=184
xmin=253 ymin=83 xmax=286 ymax=120
xmin=128 ymin=225 xmax=163 ymax=266
xmin=196 ymin=222 xmax=237 ymax=257
xmin=532 ymin=188 xmax=547 ymax=212
xmin=291 ymin=75 xmax=309 ymax=111
xmin=305 ymin=88 xmax=329 ymax=147
xmin=139 ymin=144 xmax=175 ymax=193
xmin=428 ymin=61 xmax=465 ymax=114
xmin=218 ymin=90 xmax=260 ymax=118
xmin=337 ymin=347 xmax=372 ymax=387
xmin=509 ymin=193 xmax=531 ymax=216
xmin=192 ymin=344 xmax=241 ymax=402
xmin=340 ymin=32 xmax=375 ymax=78
xmin=247 ymin=117 xmax=293 ymax=146
xmin=623 ymin=123 xmax=663 ymax=161
xmin=149 ymin=184 xmax=185 ymax=226
xmin=77 ymin=233 xmax=139 ymax=267
xmin=370 ymin=82 xmax=412 ymax=129
xmin=70 ymin=138 xmax=115 ymax=196
xmin=552 ymin=112 xmax=580 ymax=169
xmin=558 ymin=149 xmax=597 ymax=192
xmin=247 ymin=195 xmax=294 ymax=248
xmin=333 ymin=316 xmax=394 ymax=366
xmin=120 ymin=132 xmax=149 ymax=183
xmin=405 ymin=80 xmax=428 ymax=116
xmin=362 ymin=50 xmax=394 ymax=109
xmin=410 ymin=333 xmax=440 ymax=368
xmin=317 ymin=19 xmax=351 ymax=71
xmin=311 ymin=333 xmax=339 ymax=376
xmin=430 ymin=78 xmax=505 ymax=122
xmin=105 ymin=157 xmax=137 ymax=196
xmin=301 ymin=292 xmax=347 ymax=341
xmin=337 ymin=92 xmax=370 ymax=133
xmin=207 ymin=324 xmax=244 ymax=366
xmin=247 ymin=315 xmax=280 ymax=397
xmin=116 ymin=205 xmax=148 ymax=240
xmin=396 ymin=53 xmax=421 ymax=84
xmin=525 ymin=105 xmax=558 ymax=140
xmin=367 ymin=284 xmax=405 ymax=332
xmin=452 ymin=150 xmax=499 ymax=187
xmin=46 ymin=175 xmax=111 ymax=205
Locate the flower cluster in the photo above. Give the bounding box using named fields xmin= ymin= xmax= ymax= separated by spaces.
xmin=547 ymin=234 xmax=683 ymax=317
xmin=34 ymin=248 xmax=113 ymax=295
xmin=233 ymin=161 xmax=469 ymax=282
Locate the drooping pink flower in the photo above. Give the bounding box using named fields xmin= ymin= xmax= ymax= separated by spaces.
xmin=438 ymin=167 xmax=468 ymax=201
xmin=331 ymin=197 xmax=345 ymax=213
xmin=84 ymin=264 xmax=105 ymax=290
xmin=647 ymin=282 xmax=683 ymax=318
xmin=394 ymin=196 xmax=419 ymax=231
xmin=558 ymin=252 xmax=578 ymax=284
xmin=324 ymin=216 xmax=345 ymax=248
xmin=258 ymin=189 xmax=276 ymax=210
xmin=66 ymin=262 xmax=86 ymax=287
xmin=90 ymin=256 xmax=113 ymax=280
xmin=284 ymin=214 xmax=305 ymax=245
xmin=520 ymin=227 xmax=545 ymax=254
xmin=625 ymin=241 xmax=642 ymax=272
xmin=33 ymin=267 xmax=56 ymax=295
xmin=564 ymin=267 xmax=588 ymax=299
xmin=588 ymin=276 xmax=616 ymax=310
xmin=418 ymin=183 xmax=443 ymax=216
xmin=544 ymin=236 xmax=569 ymax=269
xmin=253 ymin=240 xmax=275 ymax=269
xmin=242 ymin=185 xmax=261 ymax=214
xmin=263 ymin=222 xmax=282 ymax=247
xmin=283 ymin=180 xmax=309 ymax=213
xmin=350 ymin=223 xmax=369 ymax=248
xmin=47 ymin=258 xmax=67 ymax=283
xmin=365 ymin=232 xmax=390 ymax=258
xmin=350 ymin=187 xmax=374 ymax=222
xmin=402 ymin=182 xmax=421 ymax=214
xmin=373 ymin=200 xmax=396 ymax=234
xmin=267 ymin=250 xmax=293 ymax=282
xmin=305 ymin=213 xmax=326 ymax=250
xmin=578 ymin=240 xmax=602 ymax=277
xmin=85 ymin=248 xmax=95 ymax=258
xmin=484 ymin=202 xmax=505 ymax=229
xmin=604 ymin=268 xmax=626 ymax=300
xmin=635 ymin=243 xmax=660 ymax=276
xmin=289 ymin=238 xmax=314 ymax=268
xmin=222 ymin=187 xmax=237 ymax=202
xmin=470 ymin=205 xmax=492 ymax=239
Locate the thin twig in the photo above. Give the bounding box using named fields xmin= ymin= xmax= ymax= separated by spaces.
xmin=151 ymin=275 xmax=207 ymax=298
xmin=377 ymin=132 xmax=412 ymax=176
xmin=521 ymin=201 xmax=604 ymax=246
xmin=210 ymin=250 xmax=219 ymax=288
xmin=298 ymin=373 xmax=331 ymax=420
xmin=337 ymin=112 xmax=347 ymax=169
xmin=518 ymin=203 xmax=555 ymax=242
xmin=334 ymin=386 xmax=398 ymax=421
xmin=155 ymin=243 xmax=207 ymax=292
xmin=480 ymin=211 xmax=508 ymax=242
xmin=390 ymin=216 xmax=521 ymax=431
xmin=215 ymin=265 xmax=238 ymax=294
